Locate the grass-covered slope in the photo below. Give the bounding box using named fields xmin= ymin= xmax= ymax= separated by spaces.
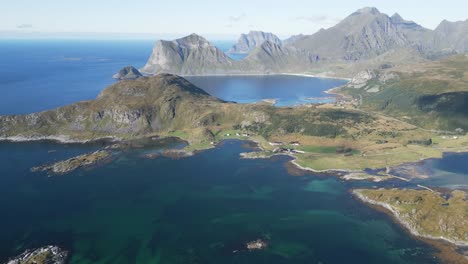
xmin=354 ymin=189 xmax=468 ymax=246
xmin=342 ymin=55 xmax=468 ymax=131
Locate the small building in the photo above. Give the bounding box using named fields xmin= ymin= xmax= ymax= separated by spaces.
xmin=291 ymin=149 xmax=305 ymax=154
xmin=269 ymin=142 xmax=283 ymax=146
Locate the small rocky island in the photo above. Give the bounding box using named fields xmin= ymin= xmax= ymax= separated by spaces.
xmin=112 ymin=66 xmax=143 ymax=80
xmin=32 ymin=150 xmax=111 ymax=175
xmin=246 ymin=239 xmax=269 ymax=251
xmin=4 ymin=246 xmax=68 ymax=264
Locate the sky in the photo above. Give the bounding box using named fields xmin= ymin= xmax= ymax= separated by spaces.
xmin=1 ymin=0 xmax=468 ymax=40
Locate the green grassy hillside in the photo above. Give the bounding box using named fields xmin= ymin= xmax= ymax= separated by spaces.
xmin=342 ymin=55 xmax=468 ymax=131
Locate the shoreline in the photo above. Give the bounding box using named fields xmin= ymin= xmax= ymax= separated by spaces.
xmin=0 ymin=135 xmax=120 ymax=144
xmin=144 ymin=72 xmax=351 ymax=82
xmin=352 ymin=190 xmax=468 ymax=248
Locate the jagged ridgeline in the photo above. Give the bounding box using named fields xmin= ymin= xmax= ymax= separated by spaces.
xmin=0 ymin=74 xmax=376 ymax=142
xmin=228 ymin=31 xmax=283 ymax=54
xmin=140 ymin=7 xmax=468 ymax=78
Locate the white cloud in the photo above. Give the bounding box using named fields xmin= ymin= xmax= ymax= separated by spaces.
xmin=17 ymin=24 xmax=33 ymax=29
xmin=229 ymin=13 xmax=246 ymax=22
xmin=294 ymin=15 xmax=341 ymax=25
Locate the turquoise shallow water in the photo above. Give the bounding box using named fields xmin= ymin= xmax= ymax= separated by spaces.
xmin=0 ymin=140 xmax=439 ymax=264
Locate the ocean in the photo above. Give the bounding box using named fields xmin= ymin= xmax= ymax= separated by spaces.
xmin=0 ymin=39 xmax=462 ymax=263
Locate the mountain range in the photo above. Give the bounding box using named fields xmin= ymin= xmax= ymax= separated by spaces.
xmin=140 ymin=7 xmax=468 ymax=78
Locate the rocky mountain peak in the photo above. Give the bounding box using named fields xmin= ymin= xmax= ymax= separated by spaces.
xmin=140 ymin=34 xmax=233 ymax=75
xmin=229 ymin=31 xmax=282 ymax=54
xmin=353 ymin=7 xmax=381 ymax=15
xmin=390 ymin=13 xmax=404 ymax=22
xmin=175 ymin=33 xmax=211 ymax=48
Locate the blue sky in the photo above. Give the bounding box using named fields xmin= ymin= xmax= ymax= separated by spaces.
xmin=1 ymin=0 xmax=468 ymax=39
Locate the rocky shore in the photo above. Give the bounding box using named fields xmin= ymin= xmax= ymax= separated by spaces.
xmin=3 ymin=246 xmax=68 ymax=264
xmin=32 ymin=150 xmax=112 ymax=175
xmin=0 ymin=135 xmax=119 ymax=144
xmin=353 ymin=189 xmax=468 ymax=247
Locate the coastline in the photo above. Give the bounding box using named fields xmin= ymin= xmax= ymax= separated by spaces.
xmin=352 ymin=190 xmax=468 ymax=248
xmin=146 ymin=72 xmax=351 ymax=82
xmin=0 ymin=135 xmax=120 ymax=144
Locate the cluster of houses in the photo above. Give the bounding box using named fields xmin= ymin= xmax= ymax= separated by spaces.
xmin=269 ymin=141 xmax=301 ymax=146
xmin=224 ymin=132 xmax=251 ymax=137
xmin=441 ymin=135 xmax=459 ymax=140
xmin=273 ymin=147 xmax=305 ymax=154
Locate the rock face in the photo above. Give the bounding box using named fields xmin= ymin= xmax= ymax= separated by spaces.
xmin=140 ymin=34 xmax=235 ymax=75
xmin=4 ymin=246 xmax=68 ymax=264
xmin=348 ymin=70 xmax=375 ymax=88
xmin=282 ymin=34 xmax=304 ymax=46
xmin=228 ymin=31 xmax=282 ymax=54
xmin=433 ymin=19 xmax=468 ymax=53
xmin=113 ymin=66 xmax=143 ymax=80
xmin=290 ymin=7 xmax=409 ymax=61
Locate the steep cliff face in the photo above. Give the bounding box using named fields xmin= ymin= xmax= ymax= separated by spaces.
xmin=228 ymin=31 xmax=283 ymax=54
xmin=140 ymin=34 xmax=235 ymax=75
xmin=243 ymin=41 xmax=321 ymax=73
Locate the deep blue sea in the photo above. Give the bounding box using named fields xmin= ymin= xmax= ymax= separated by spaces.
xmin=0 ymin=39 xmax=466 ymax=263
xmin=185 ymin=75 xmax=345 ymax=106
xmin=0 ymin=40 xmax=155 ymax=115
xmin=0 ymin=39 xmax=343 ymax=114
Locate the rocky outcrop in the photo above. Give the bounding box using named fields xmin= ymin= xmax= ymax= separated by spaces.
xmin=228 ymin=31 xmax=282 ymax=54
xmin=113 ymin=66 xmax=143 ymax=80
xmin=32 ymin=150 xmax=112 ymax=174
xmin=348 ymin=70 xmax=375 ymax=88
xmin=433 ymin=19 xmax=468 ymax=53
xmin=4 ymin=246 xmax=68 ymax=264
